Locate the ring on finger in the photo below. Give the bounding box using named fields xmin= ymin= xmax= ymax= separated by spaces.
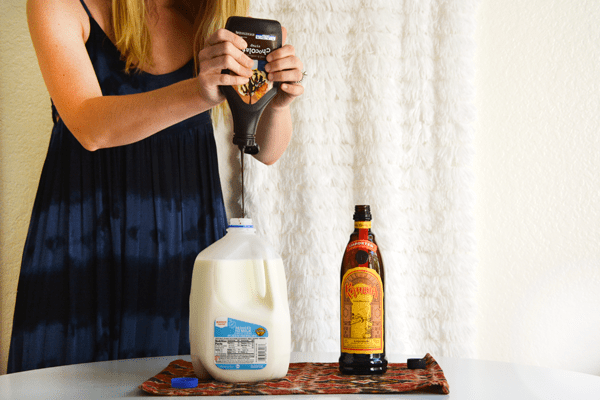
xmin=295 ymin=70 xmax=308 ymax=84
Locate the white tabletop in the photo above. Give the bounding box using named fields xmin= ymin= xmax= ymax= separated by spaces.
xmin=1 ymin=352 xmax=599 ymax=399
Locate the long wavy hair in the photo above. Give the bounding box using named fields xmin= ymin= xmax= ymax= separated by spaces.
xmin=112 ymin=0 xmax=249 ymax=74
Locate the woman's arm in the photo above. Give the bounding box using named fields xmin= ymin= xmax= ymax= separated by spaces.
xmin=253 ymin=84 xmax=296 ymax=165
xmin=252 ymin=30 xmax=304 ymax=165
xmin=27 ymin=0 xmax=253 ymax=151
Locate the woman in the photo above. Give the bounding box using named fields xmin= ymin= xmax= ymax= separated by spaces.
xmin=8 ymin=0 xmax=303 ymax=373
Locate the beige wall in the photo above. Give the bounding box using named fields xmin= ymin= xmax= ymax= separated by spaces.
xmin=0 ymin=1 xmax=53 ymax=374
xmin=474 ymin=0 xmax=600 ymax=375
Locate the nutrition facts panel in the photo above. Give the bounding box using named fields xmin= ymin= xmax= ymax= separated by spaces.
xmin=215 ymin=338 xmax=267 ymax=366
xmin=213 ymin=317 xmax=269 ymax=370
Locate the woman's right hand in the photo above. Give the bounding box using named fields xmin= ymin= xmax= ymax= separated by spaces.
xmin=196 ymin=29 xmax=254 ymax=107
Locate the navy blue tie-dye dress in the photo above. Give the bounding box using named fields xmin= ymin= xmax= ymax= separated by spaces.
xmin=8 ymin=0 xmax=228 ymax=373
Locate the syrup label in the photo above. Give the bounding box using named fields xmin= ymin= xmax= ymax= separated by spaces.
xmin=231 ymin=30 xmax=277 ymax=104
xmin=341 ymin=268 xmax=384 ymax=354
xmin=214 ymin=317 xmax=268 ymax=370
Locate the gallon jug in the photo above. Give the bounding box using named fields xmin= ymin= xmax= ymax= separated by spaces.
xmin=189 ymin=218 xmax=291 ymax=383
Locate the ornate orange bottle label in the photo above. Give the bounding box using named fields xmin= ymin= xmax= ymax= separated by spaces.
xmin=340 ymin=267 xmax=384 ymax=354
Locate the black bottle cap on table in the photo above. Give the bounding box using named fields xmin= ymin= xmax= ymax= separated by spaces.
xmin=407 ymin=358 xmax=426 ymax=369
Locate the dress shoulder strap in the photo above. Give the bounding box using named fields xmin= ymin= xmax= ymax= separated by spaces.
xmin=79 ymin=0 xmax=93 ymax=19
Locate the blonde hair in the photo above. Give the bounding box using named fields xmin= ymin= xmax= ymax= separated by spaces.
xmin=192 ymin=0 xmax=249 ymax=119
xmin=192 ymin=0 xmax=249 ymax=74
xmin=112 ymin=0 xmax=249 ymax=74
xmin=112 ymin=0 xmax=151 ymax=72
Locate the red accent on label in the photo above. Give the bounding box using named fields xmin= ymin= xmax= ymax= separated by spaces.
xmin=358 ymin=228 xmax=368 ymax=241
xmin=344 ymin=281 xmax=380 ymax=300
xmin=346 ymin=240 xmax=378 ymax=253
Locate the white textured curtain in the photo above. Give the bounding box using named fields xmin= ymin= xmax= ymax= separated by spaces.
xmin=245 ymin=0 xmax=477 ymax=357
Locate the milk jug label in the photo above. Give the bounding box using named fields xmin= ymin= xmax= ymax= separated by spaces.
xmin=214 ymin=318 xmax=268 ymax=370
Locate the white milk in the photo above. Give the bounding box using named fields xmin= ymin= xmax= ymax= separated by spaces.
xmin=189 ymin=219 xmax=291 ymax=383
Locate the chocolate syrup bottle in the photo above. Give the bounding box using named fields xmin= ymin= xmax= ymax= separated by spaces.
xmin=221 ymin=16 xmax=282 ymax=155
xmin=339 ymin=205 xmax=388 ymax=375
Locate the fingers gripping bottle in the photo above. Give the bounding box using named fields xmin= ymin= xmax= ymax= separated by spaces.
xmin=189 ymin=218 xmax=291 ymax=383
xmin=339 ymin=205 xmax=388 ymax=374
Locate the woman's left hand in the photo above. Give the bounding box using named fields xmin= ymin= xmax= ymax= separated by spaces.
xmin=265 ymin=27 xmax=304 ymax=109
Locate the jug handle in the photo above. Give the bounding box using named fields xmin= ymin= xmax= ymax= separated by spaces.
xmin=253 ymin=259 xmax=267 ymax=299
xmin=262 ymin=259 xmax=288 ymax=308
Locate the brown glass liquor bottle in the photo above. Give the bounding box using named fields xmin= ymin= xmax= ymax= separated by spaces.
xmin=339 ymin=205 xmax=388 ymax=374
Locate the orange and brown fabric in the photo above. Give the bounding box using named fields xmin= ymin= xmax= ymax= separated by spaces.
xmin=140 ymin=353 xmax=449 ymax=396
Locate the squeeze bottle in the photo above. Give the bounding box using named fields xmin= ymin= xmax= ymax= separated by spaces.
xmin=220 ymin=16 xmax=283 ymax=155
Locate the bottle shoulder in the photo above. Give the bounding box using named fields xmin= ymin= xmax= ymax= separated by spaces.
xmin=348 ymin=230 xmax=377 ymax=241
xmin=342 ymin=235 xmax=384 ymax=278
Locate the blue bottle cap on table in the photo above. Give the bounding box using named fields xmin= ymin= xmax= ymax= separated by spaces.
xmin=171 ymin=377 xmax=199 ymax=388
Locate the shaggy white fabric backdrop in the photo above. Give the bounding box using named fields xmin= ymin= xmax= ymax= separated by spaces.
xmin=244 ymin=0 xmax=477 ymax=357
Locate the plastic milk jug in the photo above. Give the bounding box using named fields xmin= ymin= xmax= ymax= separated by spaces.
xmin=189 ymin=218 xmax=291 ymax=383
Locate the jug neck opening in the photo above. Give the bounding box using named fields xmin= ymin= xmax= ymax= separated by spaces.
xmin=228 ymin=218 xmax=254 ymax=230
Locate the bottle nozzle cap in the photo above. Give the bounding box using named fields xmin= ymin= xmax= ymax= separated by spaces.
xmin=353 ymin=205 xmax=372 ymax=221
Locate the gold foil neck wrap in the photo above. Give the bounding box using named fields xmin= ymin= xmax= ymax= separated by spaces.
xmin=354 ymin=221 xmax=371 ymax=229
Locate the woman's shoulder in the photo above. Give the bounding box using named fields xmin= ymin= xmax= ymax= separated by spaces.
xmin=27 ymin=0 xmax=113 ymax=43
xmin=27 ymin=0 xmax=89 ymax=38
xmin=26 ymin=0 xmax=91 ymax=20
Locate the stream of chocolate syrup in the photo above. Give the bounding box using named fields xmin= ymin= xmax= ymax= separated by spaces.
xmin=240 ymin=147 xmax=245 ymax=218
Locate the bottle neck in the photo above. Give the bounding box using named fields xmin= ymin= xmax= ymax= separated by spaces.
xmin=354 ymin=221 xmax=372 ymax=230
xmin=353 ymin=220 xmax=372 ymax=241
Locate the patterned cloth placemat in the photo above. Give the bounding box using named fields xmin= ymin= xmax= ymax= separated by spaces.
xmin=140 ymin=353 xmax=449 ymax=396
